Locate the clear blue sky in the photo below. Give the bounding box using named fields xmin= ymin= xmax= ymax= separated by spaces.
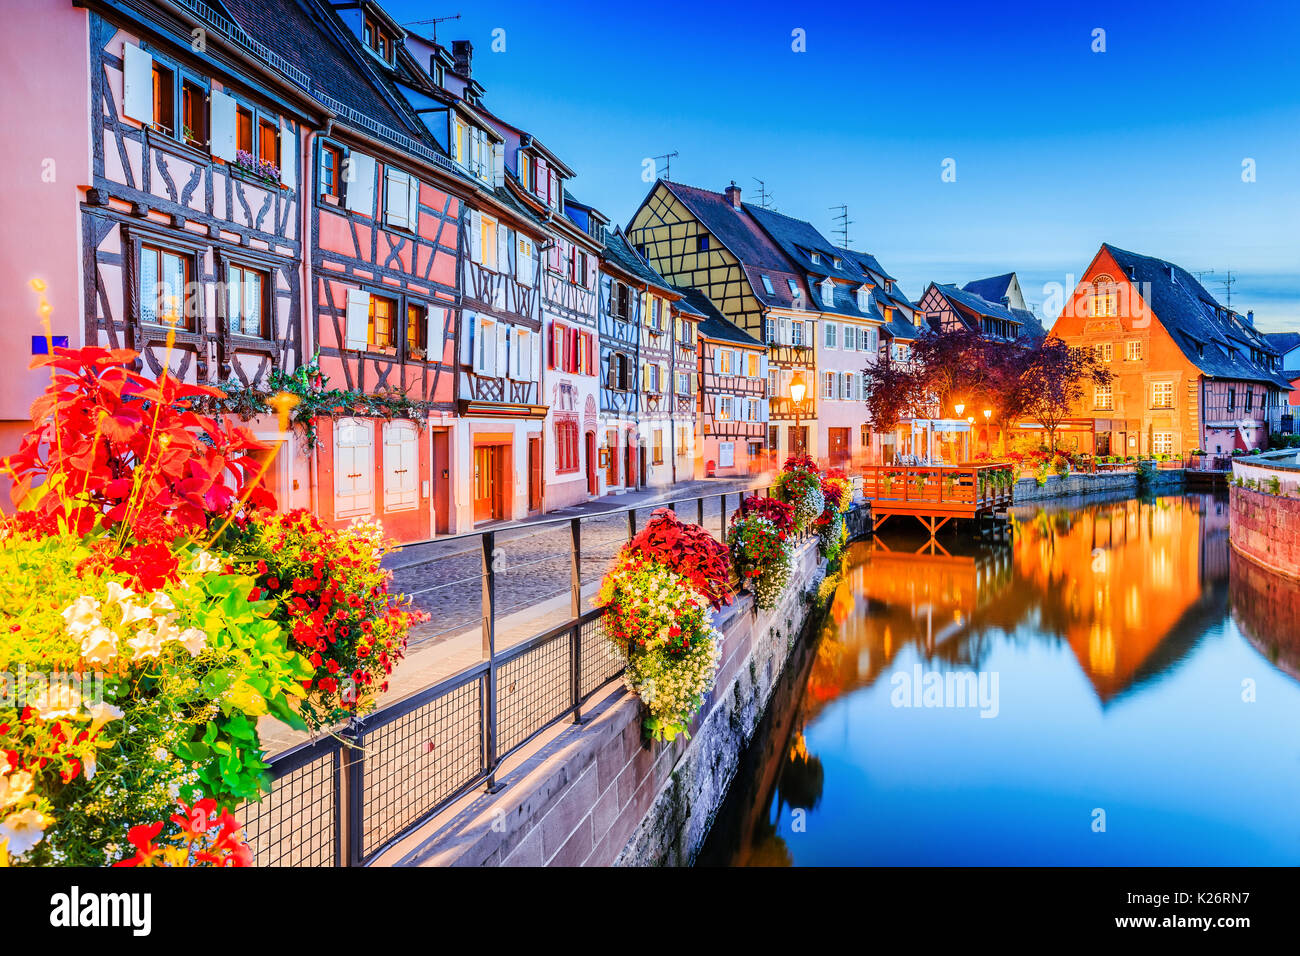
xmin=386 ymin=0 xmax=1300 ymax=332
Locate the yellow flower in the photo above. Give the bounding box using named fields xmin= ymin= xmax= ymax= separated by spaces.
xmin=148 ymin=592 xmax=175 ymax=613
xmin=0 ymin=771 xmax=35 ymax=811
xmin=86 ymin=701 xmax=124 ymax=734
xmin=104 ymin=580 xmax=135 ymax=607
xmin=0 ymin=808 xmax=52 ymax=859
xmin=60 ymin=595 xmax=102 ymax=636
xmin=79 ymin=625 xmax=119 ymax=667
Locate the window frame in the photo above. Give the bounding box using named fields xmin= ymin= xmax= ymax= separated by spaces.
xmin=225 ymin=260 xmax=272 ymax=340
xmin=138 ymin=241 xmax=200 ymax=333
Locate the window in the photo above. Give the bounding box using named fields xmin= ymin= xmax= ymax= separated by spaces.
xmin=746 ymin=353 xmax=762 ymax=378
xmin=139 ymin=244 xmax=196 ymax=330
xmin=1227 ymin=386 xmax=1236 ymax=410
xmin=843 ymin=325 xmax=857 ymax=351
xmin=478 ymin=213 xmax=498 ymax=270
xmin=856 ymin=286 xmax=870 ymax=311
xmin=1245 ymin=387 xmax=1254 ymax=412
xmin=1094 ymin=383 xmax=1113 ymax=410
xmin=509 ymin=329 xmax=533 ymax=380
xmin=1095 ymin=343 xmax=1112 ymax=363
xmin=608 ymin=352 xmax=630 ymax=390
xmin=517 ymin=150 xmax=531 ymax=189
xmin=320 ymin=144 xmax=343 ymax=198
xmin=787 ymin=279 xmax=799 ymax=297
xmin=181 ymin=79 xmax=206 ymax=147
xmin=792 ymin=321 xmax=804 ymax=347
xmin=696 ymin=235 xmax=710 ymax=253
xmin=368 ymin=294 xmax=396 ymax=349
xmin=677 ymin=426 xmax=690 ymax=457
xmin=473 ymin=316 xmax=497 ymax=375
xmin=1153 ymin=432 xmax=1174 ymax=455
xmin=1126 ymin=340 xmax=1142 ymax=361
xmin=1152 ymin=382 xmax=1174 ymax=409
xmin=764 ymin=318 xmax=776 ymax=344
xmin=226 ymin=263 xmax=269 ymax=338
xmin=717 ymin=396 xmax=734 ymax=421
xmin=824 ymin=323 xmax=837 ymax=349
xmin=406 ymin=303 xmax=427 ymax=359
xmin=364 ymin=15 xmax=394 ymax=64
xmin=717 ymin=349 xmax=734 ymax=375
xmin=823 ymin=371 xmax=835 ymax=400
xmin=761 ymin=275 xmax=774 ymax=295
xmin=810 ymin=251 xmax=821 ymax=264
xmin=258 ymin=119 xmax=279 ymax=170
xmin=768 ymin=369 xmax=778 ymax=398
xmin=151 ymin=62 xmax=175 ymax=135
xmin=677 ymin=370 xmax=693 ymax=395
xmin=1092 ymin=286 xmax=1117 ymax=317
xmin=841 ymin=373 xmax=854 ymax=400
xmin=236 ymin=106 xmax=253 ymax=155
xmin=556 ymin=420 xmax=580 ymax=473
xmin=652 ymin=429 xmax=664 ymax=465
xmin=644 ymin=362 xmax=661 ymax=393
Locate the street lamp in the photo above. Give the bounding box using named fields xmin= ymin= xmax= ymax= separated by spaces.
xmin=790 ymin=370 xmax=808 ymax=457
xmin=954 ymin=401 xmax=965 ymax=418
xmin=983 ymin=407 xmax=993 ymax=456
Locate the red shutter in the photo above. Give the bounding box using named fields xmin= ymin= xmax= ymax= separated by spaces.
xmin=547 ymin=323 xmax=556 ymax=368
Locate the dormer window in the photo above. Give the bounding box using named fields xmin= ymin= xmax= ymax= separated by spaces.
xmin=787 ymin=279 xmax=799 ymax=297
xmin=810 ymin=250 xmax=821 ymax=264
xmin=856 ymin=286 xmax=870 ymax=311
xmin=820 ymin=277 xmax=835 ymax=307
xmin=760 ymin=275 xmax=774 ymax=295
xmin=832 ymin=257 xmax=842 ymax=269
xmin=364 ymin=15 xmax=394 ymax=65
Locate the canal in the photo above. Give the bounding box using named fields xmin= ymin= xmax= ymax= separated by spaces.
xmin=699 ymin=491 xmax=1300 ymax=866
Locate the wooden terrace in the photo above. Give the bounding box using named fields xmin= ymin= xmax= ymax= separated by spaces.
xmin=859 ymin=463 xmax=1014 ymax=538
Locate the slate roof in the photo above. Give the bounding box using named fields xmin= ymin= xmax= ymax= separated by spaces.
xmin=933 ymin=283 xmax=1023 ymax=324
xmin=962 ymin=273 xmax=1016 ymax=304
xmin=1265 ymin=331 xmax=1300 ymax=358
xmin=602 ymin=228 xmax=675 ymax=294
xmin=1102 ymin=244 xmax=1290 ymax=388
xmin=655 ymin=181 xmax=806 ymax=309
xmin=218 ymin=0 xmax=420 ymax=138
xmin=745 ymin=206 xmax=863 ymax=283
xmin=677 ymin=288 xmax=763 ymax=347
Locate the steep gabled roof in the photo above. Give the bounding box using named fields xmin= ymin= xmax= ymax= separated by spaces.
xmin=678 ymin=288 xmax=763 ymax=347
xmin=962 ymin=273 xmax=1016 ymax=304
xmin=602 ymin=227 xmax=675 ymax=294
xmin=1265 ymin=331 xmax=1300 ymax=358
xmin=1101 ymin=244 xmax=1290 ymax=388
xmin=745 ymin=205 xmax=862 ymax=282
xmin=933 ymin=283 xmax=1023 ymax=325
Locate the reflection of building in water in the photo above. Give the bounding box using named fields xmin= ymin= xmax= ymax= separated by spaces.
xmin=803 ymin=536 xmax=1015 ymax=713
xmin=1230 ymin=550 xmax=1300 ymax=683
xmin=1011 ymin=495 xmax=1228 ymax=703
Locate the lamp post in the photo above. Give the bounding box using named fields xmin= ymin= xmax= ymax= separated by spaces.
xmin=954 ymin=401 xmax=965 ymax=418
xmin=983 ymin=408 xmax=992 ymax=456
xmin=790 ymin=370 xmax=807 ymax=457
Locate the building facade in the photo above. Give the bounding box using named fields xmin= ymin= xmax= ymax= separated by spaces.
xmin=1050 ymin=244 xmax=1290 ymax=456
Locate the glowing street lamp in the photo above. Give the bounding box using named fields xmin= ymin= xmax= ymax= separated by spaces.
xmin=790 ymin=370 xmax=808 ymax=456
xmin=954 ymin=401 xmax=965 ymax=418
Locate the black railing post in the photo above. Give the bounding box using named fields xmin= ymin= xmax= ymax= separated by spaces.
xmin=628 ymin=507 xmax=637 ymax=540
xmin=719 ymin=493 xmax=729 ymax=538
xmin=481 ymin=530 xmax=502 ymax=791
xmin=570 ymin=621 xmax=584 ymax=723
xmin=569 ymin=517 xmax=582 ymax=619
xmin=697 ymin=496 xmax=704 ymax=526
xmin=341 ymin=718 xmax=364 ymax=866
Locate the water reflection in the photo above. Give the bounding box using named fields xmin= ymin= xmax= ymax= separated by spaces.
xmin=701 ymin=492 xmax=1300 ymax=866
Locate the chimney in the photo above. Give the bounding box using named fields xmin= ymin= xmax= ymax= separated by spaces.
xmin=1000 ymin=296 xmax=1011 ymax=307
xmin=452 ymin=40 xmax=473 ymax=78
xmin=1246 ymin=310 xmax=1255 ymax=326
xmin=724 ymin=180 xmax=741 ymax=209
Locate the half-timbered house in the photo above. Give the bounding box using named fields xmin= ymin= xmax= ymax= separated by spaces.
xmin=677 ymin=290 xmax=768 ymax=477
xmin=66 ymin=0 xmax=324 ymax=510
xmin=626 ymin=180 xmax=812 ymax=464
xmin=669 ymin=295 xmax=704 ymax=482
xmin=1050 ymin=244 xmax=1290 ymax=457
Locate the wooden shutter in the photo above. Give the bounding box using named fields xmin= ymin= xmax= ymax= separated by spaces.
xmin=344 ymin=289 xmax=370 ymax=350
xmin=468 ymin=210 xmax=482 ymax=263
xmin=383 ymin=422 xmax=418 ymax=511
xmin=384 ymin=167 xmax=410 ymax=229
xmin=407 ymin=176 xmax=420 ymax=231
xmin=494 ymin=322 xmax=508 ymax=376
xmin=345 ymin=151 xmax=376 ymax=214
xmin=496 ymin=225 xmax=510 ymax=275
xmin=492 ymin=142 xmax=504 ymax=185
xmin=426 ymin=306 xmax=445 ymax=359
xmin=209 ymin=89 xmax=237 ymax=161
xmin=279 ymin=121 xmax=297 ymax=186
xmin=123 ymin=44 xmax=154 ymax=124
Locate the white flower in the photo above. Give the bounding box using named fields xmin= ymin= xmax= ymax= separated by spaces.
xmin=178 ymin=627 xmax=207 ymax=657
xmin=60 ymin=595 xmax=102 ymax=636
xmin=191 ymin=550 xmax=223 ymax=575
xmin=0 ymin=771 xmax=34 ymax=811
xmin=79 ymin=625 xmax=120 ymax=667
xmin=118 ymin=600 xmax=153 ymax=628
xmin=30 ymin=681 xmax=82 ymax=720
xmin=0 ymin=808 xmax=51 ymax=859
xmin=148 ymin=592 xmax=175 ymax=612
xmin=86 ymin=701 xmax=124 ymax=734
xmin=104 ymin=580 xmax=135 ymax=606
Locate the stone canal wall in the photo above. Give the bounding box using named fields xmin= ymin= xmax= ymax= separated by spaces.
xmin=1011 ymin=468 xmax=1184 ymax=503
xmin=395 ymin=531 xmax=831 ymax=867
xmin=1230 ymin=485 xmax=1300 ymax=580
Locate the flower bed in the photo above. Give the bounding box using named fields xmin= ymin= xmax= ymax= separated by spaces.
xmin=0 ymin=346 xmax=418 ymax=865
xmin=729 ymin=495 xmax=794 ymax=609
xmin=597 ymin=509 xmax=730 ymax=741
xmin=815 ymin=470 xmax=851 ymax=564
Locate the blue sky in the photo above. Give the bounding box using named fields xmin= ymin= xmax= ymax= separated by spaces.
xmin=386 ymin=0 xmax=1300 ymax=331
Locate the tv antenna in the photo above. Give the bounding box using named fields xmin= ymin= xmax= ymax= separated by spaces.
xmin=752 ymin=178 xmax=775 ymax=209
xmin=1193 ymin=269 xmax=1236 ymax=308
xmin=829 ymin=204 xmax=852 ymax=249
xmin=652 ymin=151 xmax=679 ymax=181
xmin=402 ymin=14 xmax=461 ymax=44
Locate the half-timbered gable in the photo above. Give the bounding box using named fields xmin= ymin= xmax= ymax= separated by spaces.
xmin=627 ymin=180 xmax=812 ymax=462
xmin=916 ymin=282 xmax=1032 ymax=343
xmin=81 ymin=4 xmax=313 ymax=391
xmin=1051 ymin=244 xmax=1291 ymax=457
xmin=679 ymin=289 xmax=768 ymax=478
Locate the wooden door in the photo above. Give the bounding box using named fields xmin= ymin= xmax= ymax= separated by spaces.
xmin=334 ymin=418 xmax=374 ymax=519
xmin=605 ymin=428 xmax=619 ymax=488
xmin=382 ymin=421 xmax=418 ymax=512
xmin=473 ymin=445 xmax=496 ymax=523
xmin=528 ymin=437 xmax=543 ymax=512
xmin=432 ymin=430 xmax=450 ymax=534
xmin=829 ymin=427 xmax=849 ymax=465
xmin=585 ymin=431 xmax=598 ymax=496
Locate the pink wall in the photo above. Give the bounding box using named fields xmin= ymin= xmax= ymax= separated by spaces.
xmin=0 ymin=2 xmax=90 ymax=434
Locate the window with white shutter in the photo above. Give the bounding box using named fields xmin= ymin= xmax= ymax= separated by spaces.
xmin=345 ymin=151 xmax=376 ymax=214
xmin=279 ymin=121 xmax=297 ymax=187
xmin=344 ymin=288 xmax=370 ymax=350
xmin=517 ymin=235 xmax=535 ymax=286
xmin=123 ymin=44 xmax=154 ymax=124
xmin=384 ymin=167 xmax=412 ymax=229
xmin=209 ymin=89 xmax=237 ymax=161
xmin=473 ymin=316 xmax=497 ymax=375
xmin=468 ymin=210 xmax=482 ymax=263
xmin=494 ymin=322 xmax=508 ymax=376
xmin=825 ymin=323 xmax=837 ymax=349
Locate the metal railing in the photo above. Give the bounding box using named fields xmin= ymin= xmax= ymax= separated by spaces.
xmin=238 ymin=481 xmax=797 ymax=866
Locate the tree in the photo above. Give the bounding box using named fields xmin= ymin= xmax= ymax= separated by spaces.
xmin=1017 ymin=337 xmax=1113 ymax=450
xmin=859 ymin=350 xmax=928 ymax=431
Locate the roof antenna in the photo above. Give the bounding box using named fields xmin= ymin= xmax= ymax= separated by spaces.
xmin=652 ymin=151 xmax=679 ymax=181
xmin=1193 ymin=269 xmax=1236 ymax=308
xmin=402 ymin=14 xmax=462 ymax=45
xmin=752 ymin=178 xmax=775 ymax=210
xmin=829 ymin=204 xmax=852 ymax=249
